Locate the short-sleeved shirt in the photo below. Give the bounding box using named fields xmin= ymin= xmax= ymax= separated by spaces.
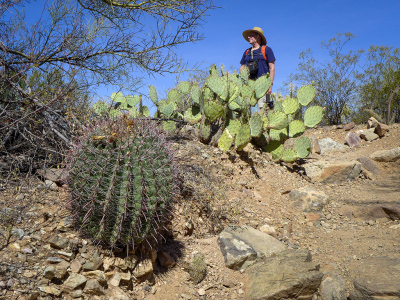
xmin=240 ymin=46 xmax=276 ymax=80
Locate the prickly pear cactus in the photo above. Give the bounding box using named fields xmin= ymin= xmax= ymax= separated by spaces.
xmin=67 ymin=116 xmax=178 ymax=249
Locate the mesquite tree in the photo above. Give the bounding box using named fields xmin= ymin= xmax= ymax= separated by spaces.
xmin=0 ymin=0 xmax=216 ymax=175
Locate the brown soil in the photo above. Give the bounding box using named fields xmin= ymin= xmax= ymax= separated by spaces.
xmin=1 ymin=123 xmax=400 ymax=300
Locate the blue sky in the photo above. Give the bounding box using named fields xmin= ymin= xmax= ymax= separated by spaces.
xmin=132 ymin=0 xmax=400 ymax=112
xmin=19 ymin=0 xmax=400 ymax=112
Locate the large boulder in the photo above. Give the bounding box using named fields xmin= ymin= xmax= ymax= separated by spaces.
xmin=370 ymin=147 xmax=400 ymax=162
xmin=348 ymin=256 xmax=400 ymax=300
xmin=288 ymin=186 xmax=329 ymax=212
xmin=217 ymin=225 xmax=286 ymax=270
xmin=318 ymin=138 xmax=349 ymax=154
xmin=246 ymin=249 xmax=323 ymax=300
xmin=304 ymin=161 xmax=362 ymax=183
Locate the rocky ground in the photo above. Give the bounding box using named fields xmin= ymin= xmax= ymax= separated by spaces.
xmin=0 ymin=122 xmax=400 ymax=300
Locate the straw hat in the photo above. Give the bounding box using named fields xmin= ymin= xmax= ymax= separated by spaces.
xmin=242 ymin=27 xmax=267 ymax=45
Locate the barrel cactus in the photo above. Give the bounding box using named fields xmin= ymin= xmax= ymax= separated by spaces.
xmin=66 ymin=116 xmax=178 ymax=250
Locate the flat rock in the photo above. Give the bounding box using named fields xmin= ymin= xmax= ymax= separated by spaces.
xmin=83 ymin=279 xmax=105 ymax=295
xmin=48 ymin=235 xmax=69 ymax=249
xmin=132 ymin=258 xmax=153 ymax=279
xmin=304 ymin=161 xmax=362 ymax=183
xmin=356 ymin=156 xmax=381 ymax=175
xmin=367 ymin=117 xmax=379 ymax=129
xmin=348 ymin=256 xmax=400 ymax=300
xmin=381 ymin=206 xmax=400 ymax=220
xmin=288 ymin=186 xmax=329 ymax=212
xmin=370 ymin=147 xmax=400 ymax=162
xmin=318 ymin=138 xmax=349 ymax=154
xmin=359 ymin=130 xmax=379 ymax=141
xmin=38 ymin=285 xmax=62 ymax=297
xmin=345 ymin=132 xmax=361 ymax=148
xmin=317 ymin=273 xmax=347 ymax=300
xmin=246 ymin=249 xmax=323 ymax=300
xmin=37 ymin=168 xmax=67 ymax=184
xmin=344 ymin=121 xmax=355 ymax=131
xmin=105 ymin=286 xmax=131 ymax=300
xmin=375 ymin=122 xmax=389 ymax=137
xmin=217 ymin=225 xmax=286 ymax=270
xmin=63 ymin=273 xmax=87 ymax=290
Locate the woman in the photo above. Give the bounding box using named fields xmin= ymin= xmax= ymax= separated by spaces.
xmin=240 ymin=26 xmax=276 ymax=111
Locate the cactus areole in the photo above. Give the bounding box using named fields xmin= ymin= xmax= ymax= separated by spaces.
xmin=66 ymin=116 xmax=178 ymax=250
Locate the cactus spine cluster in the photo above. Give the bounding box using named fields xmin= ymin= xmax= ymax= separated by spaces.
xmin=67 ymin=116 xmax=178 ymax=249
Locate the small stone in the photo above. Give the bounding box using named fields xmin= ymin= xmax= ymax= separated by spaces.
xmin=11 ymin=229 xmax=24 ymax=239
xmin=8 ymin=242 xmax=21 ymax=251
xmin=48 ymin=235 xmax=69 ymax=249
xmin=108 ymin=272 xmax=121 ymax=287
xmin=82 ymin=257 xmax=103 ymax=271
xmin=22 ymin=248 xmax=33 ymax=254
xmin=38 ymin=285 xmax=62 ymax=296
xmin=70 ymin=259 xmax=82 ymax=273
xmin=151 ymin=286 xmax=157 ymax=294
xmin=259 ymin=224 xmax=277 ymax=237
xmin=222 ymin=277 xmax=236 ymax=288
xmin=142 ymin=285 xmax=150 ymax=292
xmin=47 ymin=257 xmax=63 ymax=263
xmin=198 ymin=288 xmax=206 ymax=296
xmin=158 ymin=252 xmax=175 ymax=268
xmin=43 ymin=266 xmax=57 ymax=280
xmin=45 ymin=180 xmax=59 ymax=191
xmin=63 ymin=273 xmax=87 ymax=290
xmin=344 ymin=121 xmax=355 ymax=131
xmin=70 ymin=290 xmax=83 ymax=298
xmin=132 ymin=259 xmax=153 ymax=279
xmin=84 ymin=279 xmax=104 ymax=295
xmin=16 ymin=193 xmax=25 ymax=201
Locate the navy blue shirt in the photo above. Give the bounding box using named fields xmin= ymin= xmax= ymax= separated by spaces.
xmin=240 ymin=46 xmax=276 ymax=79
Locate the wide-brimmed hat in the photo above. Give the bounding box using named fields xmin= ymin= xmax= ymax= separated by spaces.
xmin=242 ymin=27 xmax=267 ymax=45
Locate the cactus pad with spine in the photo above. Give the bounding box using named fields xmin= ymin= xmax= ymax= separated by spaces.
xmin=282 ymin=98 xmax=300 ymax=115
xmin=148 ymin=85 xmax=158 ymax=105
xmin=67 ymin=117 xmax=178 ymax=249
xmin=249 ymin=113 xmax=263 ymax=137
xmin=269 ymin=127 xmax=288 ymax=141
xmin=184 ymin=106 xmax=202 ymax=124
xmin=111 ymin=92 xmax=124 ymax=103
xmin=268 ymin=111 xmax=289 ymax=130
xmin=295 ymin=136 xmax=313 ymax=159
xmin=264 ymin=141 xmax=284 ymax=161
xmin=281 ymin=148 xmax=298 ymax=163
xmin=218 ymin=128 xmax=234 ymax=151
xmin=235 ymin=124 xmax=251 ymax=151
xmin=207 ymin=76 xmax=228 ymax=101
xmin=203 ymin=100 xmax=225 ymax=122
xmin=297 ymin=85 xmax=316 ymax=106
xmin=160 ymin=102 xmax=177 ymax=117
xmin=190 ymin=85 xmax=201 ymax=106
xmin=167 ymin=89 xmax=180 ymax=102
xmin=255 ymin=75 xmax=271 ymax=99
xmin=199 ymin=117 xmax=212 ymax=143
xmin=289 ymin=120 xmax=306 ymax=138
xmin=304 ymin=106 xmax=325 ymax=128
xmin=178 ymin=81 xmax=190 ymax=95
xmin=93 ymin=101 xmax=108 ymax=115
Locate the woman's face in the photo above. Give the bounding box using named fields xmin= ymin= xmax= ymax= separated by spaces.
xmin=247 ymin=32 xmax=259 ymax=45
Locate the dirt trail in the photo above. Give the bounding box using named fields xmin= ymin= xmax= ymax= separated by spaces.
xmin=0 ymin=123 xmax=399 ymax=300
